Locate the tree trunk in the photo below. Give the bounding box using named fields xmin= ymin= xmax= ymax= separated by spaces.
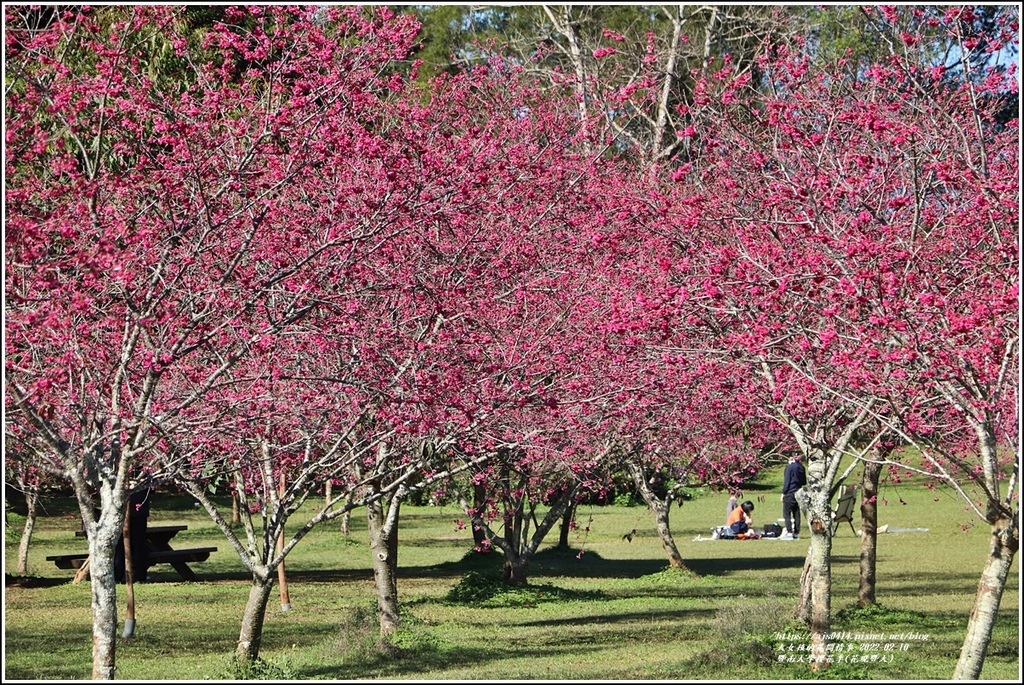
xmin=366 ymin=494 xmax=402 ymax=637
xmin=558 ymin=501 xmax=577 ymax=548
xmin=16 ymin=487 xmax=39 ymax=577
xmin=796 ymin=554 xmax=812 ymax=624
xmin=626 ymin=460 xmax=690 ymax=571
xmin=121 ymin=503 xmax=136 ymax=639
xmin=276 ymin=525 xmax=291 ymax=612
xmin=503 ymin=555 xmax=530 ymax=584
xmin=231 ymin=490 xmax=241 ymax=525
xmin=952 ymin=514 xmax=1018 ymax=679
xmin=800 ymin=478 xmax=833 ymax=671
xmin=651 ymin=5 xmax=684 ymax=160
xmin=472 ymin=482 xmax=487 ymax=548
xmin=235 ymin=575 xmax=275 ymax=664
xmin=88 ymin=521 xmax=123 ymax=679
xmin=461 ymin=481 xmax=579 ymax=586
xmin=341 ymin=490 xmax=355 ymax=537
xmin=805 ymin=524 xmax=833 ymax=671
xmin=276 ymin=474 xmax=291 ymax=612
xmin=653 ymin=499 xmax=688 ymax=570
xmin=542 ymin=6 xmax=590 ymax=144
xmin=857 ymin=457 xmax=883 ymax=608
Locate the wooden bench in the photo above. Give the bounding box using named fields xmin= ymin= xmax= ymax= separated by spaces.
xmin=47 ymin=546 xmax=218 ymax=581
xmin=46 ymin=553 xmax=89 ymax=570
xmin=148 ymin=547 xmax=217 ymax=564
xmin=148 ymin=547 xmax=218 ymax=581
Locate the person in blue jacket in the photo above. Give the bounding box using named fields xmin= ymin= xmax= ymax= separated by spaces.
xmin=781 ymin=454 xmax=806 ymax=539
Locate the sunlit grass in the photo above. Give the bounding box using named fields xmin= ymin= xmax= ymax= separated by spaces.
xmin=4 ymin=465 xmax=1018 ymax=680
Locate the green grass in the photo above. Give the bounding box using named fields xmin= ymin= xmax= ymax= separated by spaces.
xmin=3 ymin=466 xmax=1019 ymax=680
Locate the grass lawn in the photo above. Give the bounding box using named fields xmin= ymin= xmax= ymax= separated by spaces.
xmin=3 ymin=464 xmax=1019 ymax=681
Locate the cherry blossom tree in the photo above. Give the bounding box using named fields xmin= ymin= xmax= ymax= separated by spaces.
xmin=167 ymin=34 xmax=653 ymax=654
xmin=4 ymin=4 xmax=427 ymax=676
xmin=650 ymin=12 xmax=1017 ymax=673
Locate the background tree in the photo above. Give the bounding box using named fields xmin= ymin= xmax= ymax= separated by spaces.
xmin=406 ymin=4 xmax=797 ymax=166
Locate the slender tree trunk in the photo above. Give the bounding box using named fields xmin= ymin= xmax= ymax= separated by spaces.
xmin=952 ymin=514 xmax=1018 ymax=679
xmin=231 ymin=490 xmax=241 ymax=526
xmin=367 ymin=495 xmax=402 ymax=636
xmin=701 ymin=5 xmax=719 ymax=66
xmin=651 ymin=499 xmax=689 ymax=570
xmin=857 ymin=457 xmax=883 ymax=608
xmin=235 ymin=574 xmax=275 ymax=664
xmin=276 ymin=528 xmax=290 ymax=612
xmin=546 ymin=6 xmax=590 ymax=144
xmin=16 ymin=487 xmax=39 ymax=577
xmin=121 ymin=502 xmax=136 ymax=639
xmin=652 ymin=5 xmax=684 ymax=160
xmin=461 ymin=481 xmax=578 ymax=586
xmin=341 ymin=490 xmax=355 ymax=537
xmin=626 ymin=460 xmax=690 ymax=571
xmin=472 ymin=482 xmax=487 ymax=548
xmin=276 ymin=475 xmax=291 ymax=612
xmin=558 ymin=501 xmax=577 ymax=548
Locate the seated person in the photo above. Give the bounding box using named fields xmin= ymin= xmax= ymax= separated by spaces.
xmin=727 ymin=500 xmax=761 ymax=538
xmin=725 ymin=489 xmax=742 ymax=525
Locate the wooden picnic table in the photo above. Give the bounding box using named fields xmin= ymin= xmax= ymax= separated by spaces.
xmin=47 ymin=524 xmax=217 ymax=582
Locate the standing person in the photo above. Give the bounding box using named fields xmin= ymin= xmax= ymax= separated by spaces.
xmin=781 ymin=454 xmax=806 ymax=539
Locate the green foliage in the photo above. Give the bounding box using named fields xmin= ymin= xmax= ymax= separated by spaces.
xmin=685 ymin=637 xmax=779 ymax=673
xmin=5 ymin=514 xmax=26 ymax=544
xmin=335 ymin=602 xmax=388 ymax=661
xmin=639 ymin=566 xmax=701 ymax=585
xmin=226 ymin=656 xmax=296 ymax=680
xmin=444 ymin=569 xmax=504 ymax=603
xmin=834 ymin=601 xmax=926 ymax=625
xmin=712 ymin=597 xmax=798 ymax=639
xmin=444 ymin=568 xmax=606 ymax=607
xmin=613 ymin=491 xmax=640 ymax=507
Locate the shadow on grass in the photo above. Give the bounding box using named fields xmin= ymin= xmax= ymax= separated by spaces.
xmin=686 ymin=555 xmax=834 ymax=575
xmin=533 ymin=550 xmax=670 ymax=579
xmin=5 ymin=574 xmax=70 ymax=589
xmin=517 ymin=606 xmax=718 ymax=629
xmin=394 ymin=546 xmax=822 ymax=586
xmin=5 ymin=615 xmax=266 ymax=680
xmin=392 ymin=546 xmax=671 ymax=583
xmin=297 ymin=627 xmax=665 ymax=680
xmin=880 ymin=570 xmax=1017 ymax=598
xmin=170 ymin=567 xmax=378 ymax=585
